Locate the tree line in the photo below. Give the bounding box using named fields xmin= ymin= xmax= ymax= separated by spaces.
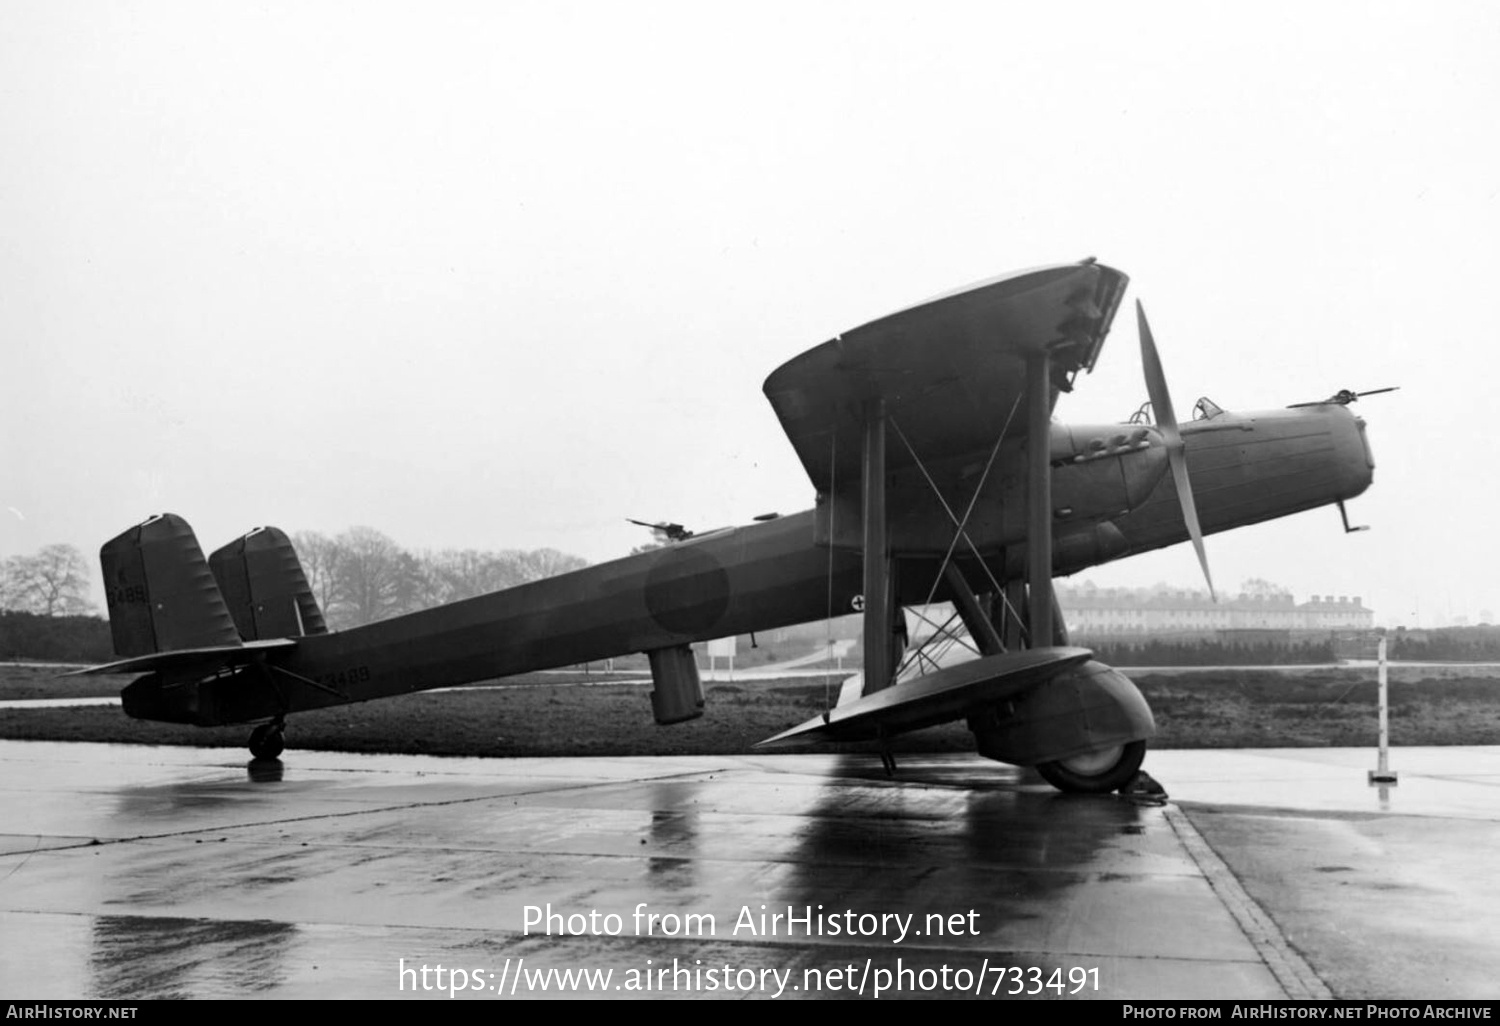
xmin=1386 ymin=626 xmax=1500 ymax=662
xmin=288 ymin=528 xmax=588 ymax=629
xmin=0 ymin=530 xmax=591 ymax=634
xmin=1081 ymin=637 xmax=1339 ymax=666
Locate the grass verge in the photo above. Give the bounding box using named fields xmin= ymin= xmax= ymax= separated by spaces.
xmin=2 ymin=665 xmax=1498 ymax=758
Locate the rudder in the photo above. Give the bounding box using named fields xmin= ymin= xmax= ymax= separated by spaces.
xmin=101 ymin=513 xmax=243 ymax=657
xmin=209 ymin=527 xmax=328 ymax=641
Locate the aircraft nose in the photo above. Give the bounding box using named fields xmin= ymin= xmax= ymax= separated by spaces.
xmin=1333 ymin=407 xmax=1375 ymax=499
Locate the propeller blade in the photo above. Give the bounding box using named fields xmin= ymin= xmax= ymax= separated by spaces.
xmin=1136 ymin=301 xmax=1179 ymax=447
xmin=1288 ymin=386 xmax=1400 ymax=408
xmin=1137 ymin=301 xmax=1216 ymax=600
xmin=1167 ymin=439 xmax=1215 ymax=600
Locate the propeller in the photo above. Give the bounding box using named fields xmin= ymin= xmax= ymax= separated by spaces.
xmin=1287 ymin=387 xmax=1399 ymax=409
xmin=1137 ymin=300 xmax=1216 ymax=600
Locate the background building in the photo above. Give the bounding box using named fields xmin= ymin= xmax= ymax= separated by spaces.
xmin=1057 ymin=583 xmax=1374 ymax=640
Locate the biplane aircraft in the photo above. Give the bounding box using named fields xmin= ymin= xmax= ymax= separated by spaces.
xmin=79 ymin=260 xmax=1378 ymax=791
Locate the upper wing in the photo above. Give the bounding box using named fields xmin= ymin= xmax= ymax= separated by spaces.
xmin=763 ymin=260 xmax=1128 ymax=490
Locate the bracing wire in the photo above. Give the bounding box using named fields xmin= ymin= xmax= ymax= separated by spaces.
xmin=824 ymin=431 xmax=837 ymax=711
xmin=891 ymin=393 xmax=1025 ymax=639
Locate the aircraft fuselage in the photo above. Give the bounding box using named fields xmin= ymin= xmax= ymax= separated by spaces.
xmin=122 ymin=403 xmax=1373 ymax=726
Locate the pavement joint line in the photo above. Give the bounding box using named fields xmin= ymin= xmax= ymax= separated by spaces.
xmin=293 ymin=847 xmax=1192 ymax=878
xmin=1420 ymin=774 xmax=1500 ymax=787
xmin=0 ymin=767 xmax=731 ymax=851
xmin=0 ymin=836 xmax=110 ymax=858
xmin=1181 ymin=802 xmax=1498 ymax=825
xmin=1164 ymin=804 xmax=1332 ymax=1000
xmin=6 ymin=826 xmax=1209 ymax=876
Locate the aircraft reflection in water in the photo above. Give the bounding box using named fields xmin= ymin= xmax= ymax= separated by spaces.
xmin=80 ymin=261 xmax=1378 ymax=792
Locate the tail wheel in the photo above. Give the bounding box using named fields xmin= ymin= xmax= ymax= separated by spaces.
xmin=248 ymin=722 xmax=285 ymax=761
xmin=1036 ymin=739 xmax=1147 ymax=794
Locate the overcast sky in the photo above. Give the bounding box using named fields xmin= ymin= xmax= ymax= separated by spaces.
xmin=3 ymin=2 xmax=1497 ymax=627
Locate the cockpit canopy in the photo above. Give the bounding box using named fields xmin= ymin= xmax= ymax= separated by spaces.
xmin=1192 ymin=397 xmax=1225 ymax=421
xmin=1128 ymin=397 xmax=1226 ymax=425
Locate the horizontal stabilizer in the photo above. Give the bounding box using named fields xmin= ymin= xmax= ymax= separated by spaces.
xmin=67 ymin=638 xmax=296 ymax=677
xmin=755 ymin=647 xmax=1093 ymax=747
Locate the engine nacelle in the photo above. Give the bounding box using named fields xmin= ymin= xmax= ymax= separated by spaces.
xmin=967 ymin=660 xmax=1153 ymax=766
xmin=647 ymin=645 xmax=705 ymax=725
xmin=1050 ymin=520 xmax=1130 ymax=576
xmin=813 ymin=424 xmax=1168 ymax=555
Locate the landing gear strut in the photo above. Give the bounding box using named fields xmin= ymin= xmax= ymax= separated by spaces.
xmin=1036 ymin=740 xmax=1147 ymax=794
xmin=248 ymin=718 xmax=286 ymax=760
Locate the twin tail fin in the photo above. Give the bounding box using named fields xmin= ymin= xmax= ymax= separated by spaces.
xmin=78 ymin=514 xmax=323 ymax=676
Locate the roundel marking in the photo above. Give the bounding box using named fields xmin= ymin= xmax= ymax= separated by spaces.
xmin=645 ymin=546 xmax=731 ymax=635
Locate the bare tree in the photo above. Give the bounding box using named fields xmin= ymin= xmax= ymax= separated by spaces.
xmin=511 ymin=548 xmax=588 ymax=583
xmin=1 ymin=544 xmax=94 ymax=615
xmin=330 ymin=527 xmax=406 ymax=627
xmin=286 ymin=527 xmax=591 ymax=627
xmin=1239 ymin=577 xmax=1292 ymax=599
xmin=291 ymin=531 xmax=342 ymax=615
xmin=389 ymin=550 xmax=433 ymax=618
xmin=419 ymin=547 xmax=586 ymax=602
xmin=0 ymin=557 xmax=19 ymax=610
xmin=419 ymin=549 xmax=522 ymax=604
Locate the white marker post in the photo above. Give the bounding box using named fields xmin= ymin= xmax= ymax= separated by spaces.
xmin=1368 ymin=636 xmax=1398 ymax=786
xmin=707 ymin=636 xmax=736 ymax=681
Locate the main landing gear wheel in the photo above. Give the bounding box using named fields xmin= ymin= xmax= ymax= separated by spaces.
xmin=248 ymin=722 xmax=285 ymax=760
xmin=1036 ymin=740 xmax=1147 ymax=794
